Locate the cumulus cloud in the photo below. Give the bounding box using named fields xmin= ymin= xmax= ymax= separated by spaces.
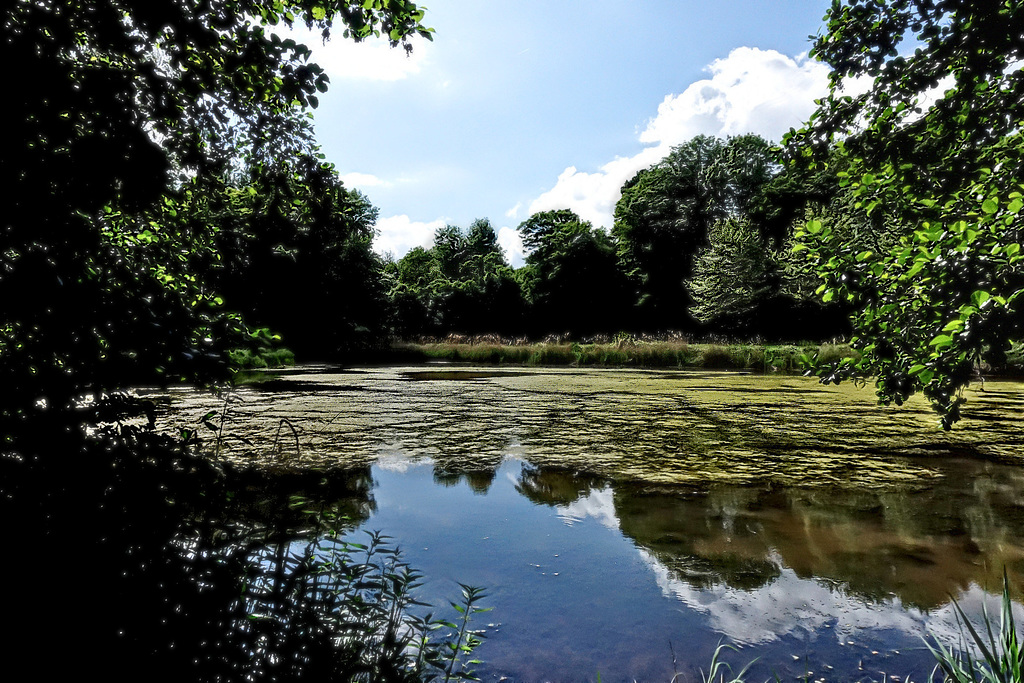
xmin=527 ymin=47 xmax=832 ymax=230
xmin=373 ymin=215 xmax=445 ymax=258
xmin=556 ymin=486 xmax=621 ymax=529
xmin=638 ymin=550 xmax=1023 ymax=650
xmin=496 ymin=226 xmax=526 ymax=268
xmin=638 ymin=47 xmax=830 ymax=146
xmin=287 ymin=27 xmax=429 ymax=81
xmin=527 ymin=148 xmax=666 ymax=230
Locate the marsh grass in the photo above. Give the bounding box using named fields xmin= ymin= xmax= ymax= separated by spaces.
xmin=397 ymin=339 xmax=857 ymax=372
xmin=676 ymin=642 xmax=757 ymax=683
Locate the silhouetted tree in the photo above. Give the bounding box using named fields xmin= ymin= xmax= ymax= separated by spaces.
xmin=518 ymin=210 xmax=631 ymax=336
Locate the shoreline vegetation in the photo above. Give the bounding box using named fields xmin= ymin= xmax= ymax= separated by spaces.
xmin=230 ymin=335 xmax=1024 ymax=376
xmin=392 ymin=337 xmax=857 ymax=372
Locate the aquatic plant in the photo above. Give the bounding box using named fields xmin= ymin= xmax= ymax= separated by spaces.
xmin=238 ymin=523 xmax=490 ymax=683
xmin=691 ymin=642 xmax=757 ymax=683
xmin=925 ymin=575 xmax=1023 ymax=683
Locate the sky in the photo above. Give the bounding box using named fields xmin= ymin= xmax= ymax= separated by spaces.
xmin=294 ymin=0 xmax=838 ymax=266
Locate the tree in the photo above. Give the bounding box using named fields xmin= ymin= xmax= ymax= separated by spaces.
xmin=2 ymin=2 xmax=430 ymax=677
xmin=613 ymin=134 xmax=777 ymax=331
xmin=208 ymin=157 xmax=393 ymax=357
xmin=787 ymin=0 xmax=1024 ymax=427
xmin=3 ymin=0 xmax=430 ymax=417
xmin=517 ymin=210 xmax=631 ymax=336
xmin=388 ymin=219 xmax=525 ymax=336
xmin=690 ymin=216 xmax=854 ymax=341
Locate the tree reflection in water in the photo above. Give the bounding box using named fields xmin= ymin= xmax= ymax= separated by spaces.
xmin=254 ymin=453 xmax=1012 ymax=680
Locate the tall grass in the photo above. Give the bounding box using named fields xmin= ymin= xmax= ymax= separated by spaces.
xmin=688 ymin=642 xmax=757 ymax=683
xmin=395 ymin=339 xmax=859 ymax=372
xmin=229 ymin=346 xmax=296 ymax=369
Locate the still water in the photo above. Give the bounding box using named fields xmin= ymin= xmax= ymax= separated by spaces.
xmin=159 ymin=365 xmax=1024 ymax=681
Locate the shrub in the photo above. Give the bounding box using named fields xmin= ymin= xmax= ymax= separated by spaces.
xmin=699 ymin=344 xmax=735 ymax=369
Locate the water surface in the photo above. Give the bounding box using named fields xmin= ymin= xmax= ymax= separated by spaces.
xmin=157 ymin=366 xmax=1024 ymax=681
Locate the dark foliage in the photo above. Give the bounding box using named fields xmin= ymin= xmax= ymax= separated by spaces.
xmin=517 ymin=210 xmax=633 ymax=336
xmin=613 ymin=135 xmax=777 ymax=331
xmin=388 ymin=220 xmax=525 ymax=336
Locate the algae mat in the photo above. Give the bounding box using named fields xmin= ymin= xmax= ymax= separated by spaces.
xmin=154 ymin=366 xmax=1024 ymax=489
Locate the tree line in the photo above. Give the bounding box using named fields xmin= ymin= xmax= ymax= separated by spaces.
xmin=210 ymin=133 xmax=903 ymax=351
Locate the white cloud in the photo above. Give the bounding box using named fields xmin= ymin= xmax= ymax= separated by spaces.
xmin=505 ymin=202 xmax=523 ymax=220
xmin=287 ymin=28 xmax=429 ymax=82
xmin=638 ymin=549 xmax=1024 ymax=651
xmin=496 ymin=226 xmax=526 ymax=268
xmin=527 ymin=148 xmax=665 ymax=230
xmin=556 ymin=486 xmax=620 ymax=529
xmin=638 ymin=47 xmax=830 ymax=146
xmin=339 ymin=172 xmax=392 ymax=188
xmin=373 ymin=215 xmax=445 ymax=258
xmin=526 ymin=47 xmax=831 ymax=231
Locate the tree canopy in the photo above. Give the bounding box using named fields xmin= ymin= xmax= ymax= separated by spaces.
xmin=788 ymin=0 xmax=1024 ymax=427
xmin=388 ymin=219 xmax=524 ymax=336
xmin=518 ymin=210 xmax=631 ymax=336
xmin=613 ymin=134 xmax=777 ymax=330
xmin=3 ymin=0 xmax=430 ymax=416
xmin=2 ymin=3 xmax=431 ymax=677
xmin=206 ymin=158 xmax=392 ymax=357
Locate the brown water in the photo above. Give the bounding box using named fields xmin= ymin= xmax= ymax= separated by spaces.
xmin=154 ymin=365 xmax=1024 ymax=681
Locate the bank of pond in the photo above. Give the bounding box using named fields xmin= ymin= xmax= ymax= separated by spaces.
xmin=144 ymin=364 xmax=1024 ymax=681
xmin=395 ymin=339 xmax=860 ymax=372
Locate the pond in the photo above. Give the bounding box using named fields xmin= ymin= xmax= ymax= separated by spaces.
xmin=157 ymin=365 xmax=1024 ymax=682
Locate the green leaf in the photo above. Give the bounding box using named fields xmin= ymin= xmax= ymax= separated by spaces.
xmin=982 ymin=197 xmax=999 ymax=214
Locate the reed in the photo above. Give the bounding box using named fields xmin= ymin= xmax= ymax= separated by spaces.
xmin=925 ymin=573 xmax=1023 ymax=683
xmin=395 ymin=340 xmax=858 ymax=372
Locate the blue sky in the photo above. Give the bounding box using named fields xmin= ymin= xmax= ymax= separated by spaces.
xmin=294 ymin=0 xmax=837 ymax=265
